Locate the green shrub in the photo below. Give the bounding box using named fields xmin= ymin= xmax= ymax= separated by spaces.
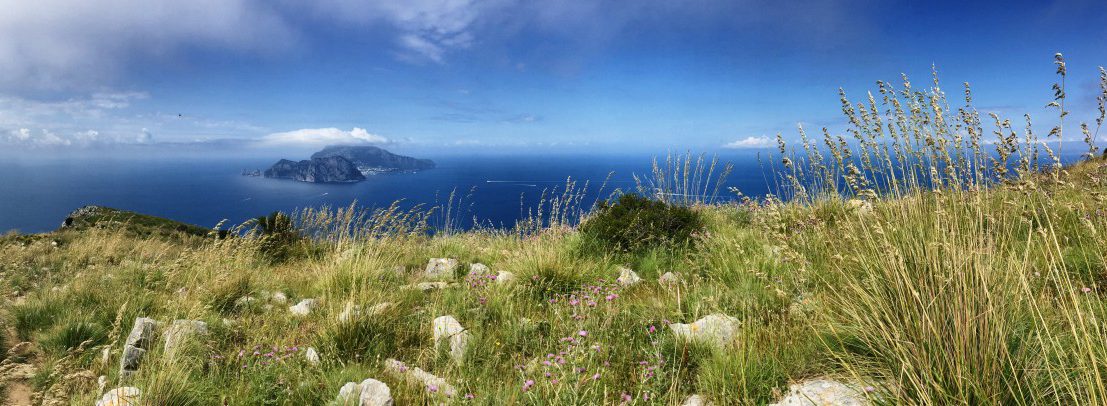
xmin=580 ymin=194 xmax=704 ymax=253
xmin=253 ymin=212 xmax=306 ymax=264
xmin=42 ymin=319 xmax=107 ymax=352
xmin=12 ymin=297 xmax=63 ymax=340
xmin=208 ymin=276 xmax=252 ymax=315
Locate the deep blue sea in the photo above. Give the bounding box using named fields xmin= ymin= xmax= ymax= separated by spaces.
xmin=0 ymin=153 xmax=772 ymax=234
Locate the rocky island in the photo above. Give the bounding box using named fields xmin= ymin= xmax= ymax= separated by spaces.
xmin=258 ymin=145 xmax=434 ymax=183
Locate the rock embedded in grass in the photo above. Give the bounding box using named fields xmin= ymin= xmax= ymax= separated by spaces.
xmin=683 ymin=394 xmax=711 ymax=405
xmin=336 ymin=378 xmax=393 ymax=406
xmin=304 ymin=347 xmax=320 ymax=365
xmin=847 ymin=199 xmax=873 ymax=215
xmin=384 ymin=358 xmax=458 ymax=397
xmin=495 ymin=271 xmax=515 ymax=284
xmin=119 ymin=317 xmax=158 ymax=379
xmin=616 ymin=266 xmax=641 ymax=286
xmin=432 ymin=315 xmax=470 ymax=363
xmin=95 ymin=386 xmax=142 ymax=406
xmin=404 ymin=282 xmax=451 ymax=292
xmin=658 ymin=272 xmax=681 ymax=286
xmin=424 ymin=258 xmax=459 ymax=280
xmin=271 ymin=291 xmax=288 ymax=304
xmin=668 ymin=313 xmax=740 ymax=347
xmin=289 ymin=298 xmax=318 ymax=316
xmin=162 ymin=319 xmax=208 ymax=358
xmin=469 ymin=262 xmax=490 ymax=273
xmin=769 ymin=378 xmax=870 ymax=406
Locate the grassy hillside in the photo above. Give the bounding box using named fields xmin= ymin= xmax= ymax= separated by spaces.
xmin=1 ymin=55 xmax=1105 ymax=405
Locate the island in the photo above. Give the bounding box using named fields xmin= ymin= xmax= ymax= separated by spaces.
xmin=258 ymin=145 xmax=434 ymax=183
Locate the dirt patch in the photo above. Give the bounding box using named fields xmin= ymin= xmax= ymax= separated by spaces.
xmin=5 ymin=381 xmax=33 ymax=405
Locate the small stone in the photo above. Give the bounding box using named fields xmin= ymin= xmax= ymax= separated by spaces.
xmin=658 ymin=272 xmax=681 ymax=286
xmin=406 ymin=282 xmax=450 ymax=292
xmin=469 ymin=263 xmax=490 ymax=273
xmin=432 ymin=315 xmax=469 ymax=363
xmin=424 ymin=258 xmax=459 ymax=280
xmin=769 ymin=378 xmax=870 ymax=406
xmin=289 ymin=299 xmax=318 ymax=316
xmin=616 ymin=267 xmax=641 ymax=286
xmin=337 ymin=378 xmax=393 ymax=406
xmin=95 ymin=387 xmax=142 ymax=406
xmin=668 ymin=313 xmax=740 ymax=347
xmin=338 ymin=302 xmax=362 ymax=322
xmin=271 ymin=291 xmax=288 ymax=304
xmin=847 ymin=199 xmax=873 ymax=215
xmin=234 ymin=296 xmax=257 ymax=308
xmin=684 ymin=394 xmax=711 ymax=406
xmin=163 ymin=319 xmax=208 ymax=357
xmin=384 ymin=358 xmax=457 ymax=397
xmin=495 ymin=271 xmax=515 ymax=284
xmin=304 ymin=347 xmax=320 ymax=366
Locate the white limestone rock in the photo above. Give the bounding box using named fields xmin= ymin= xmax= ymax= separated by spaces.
xmin=336 ymin=378 xmax=393 ymax=406
xmin=289 ymin=299 xmax=318 ymax=316
xmin=683 ymin=394 xmax=711 ymax=406
xmin=769 ymin=378 xmax=870 ymax=406
xmin=163 ymin=319 xmax=208 ymax=357
xmin=658 ymin=272 xmax=681 ymax=286
xmin=616 ymin=267 xmax=641 ymax=286
xmin=271 ymin=291 xmax=288 ymax=304
xmin=384 ymin=358 xmax=457 ymax=397
xmin=432 ymin=315 xmax=470 ymax=363
xmin=495 ymin=271 xmax=515 ymax=284
xmin=668 ymin=313 xmax=741 ymax=347
xmin=424 ymin=258 xmax=459 ymax=280
xmin=95 ymin=387 xmax=142 ymax=406
xmin=304 ymin=347 xmax=320 ymax=366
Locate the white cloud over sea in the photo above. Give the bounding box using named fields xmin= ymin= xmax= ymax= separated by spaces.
xmin=723 ymin=136 xmax=773 ymax=149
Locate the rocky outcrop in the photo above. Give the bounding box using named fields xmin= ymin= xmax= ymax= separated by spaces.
xmin=669 ymin=313 xmax=740 ymax=347
xmin=119 ymin=318 xmax=158 ymax=380
xmin=336 ymin=378 xmax=393 ymax=406
xmin=263 ymin=156 xmax=366 ymax=183
xmin=311 ymin=145 xmax=435 ymax=172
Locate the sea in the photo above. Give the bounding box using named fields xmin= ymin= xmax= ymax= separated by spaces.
xmin=0 ymin=152 xmax=773 ymax=234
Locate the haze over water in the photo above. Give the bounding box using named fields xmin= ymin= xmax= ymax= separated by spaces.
xmin=0 ymin=153 xmax=768 ymax=234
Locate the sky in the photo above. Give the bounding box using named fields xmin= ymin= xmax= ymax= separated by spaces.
xmin=0 ymin=0 xmax=1105 ymax=157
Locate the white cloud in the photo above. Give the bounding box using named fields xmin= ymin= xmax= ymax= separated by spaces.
xmin=0 ymin=127 xmax=160 ymax=148
xmin=723 ymin=136 xmax=774 ymax=149
xmin=0 ymin=0 xmax=293 ymax=91
xmin=260 ymin=127 xmax=389 ymax=147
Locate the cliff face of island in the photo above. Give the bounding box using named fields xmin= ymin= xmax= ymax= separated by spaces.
xmin=311 ymin=145 xmax=436 ymax=173
xmin=260 ymin=145 xmax=432 ymax=183
xmin=263 ymin=156 xmax=367 ymax=183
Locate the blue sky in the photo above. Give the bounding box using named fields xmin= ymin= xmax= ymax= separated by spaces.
xmin=0 ymin=0 xmax=1105 ymax=157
